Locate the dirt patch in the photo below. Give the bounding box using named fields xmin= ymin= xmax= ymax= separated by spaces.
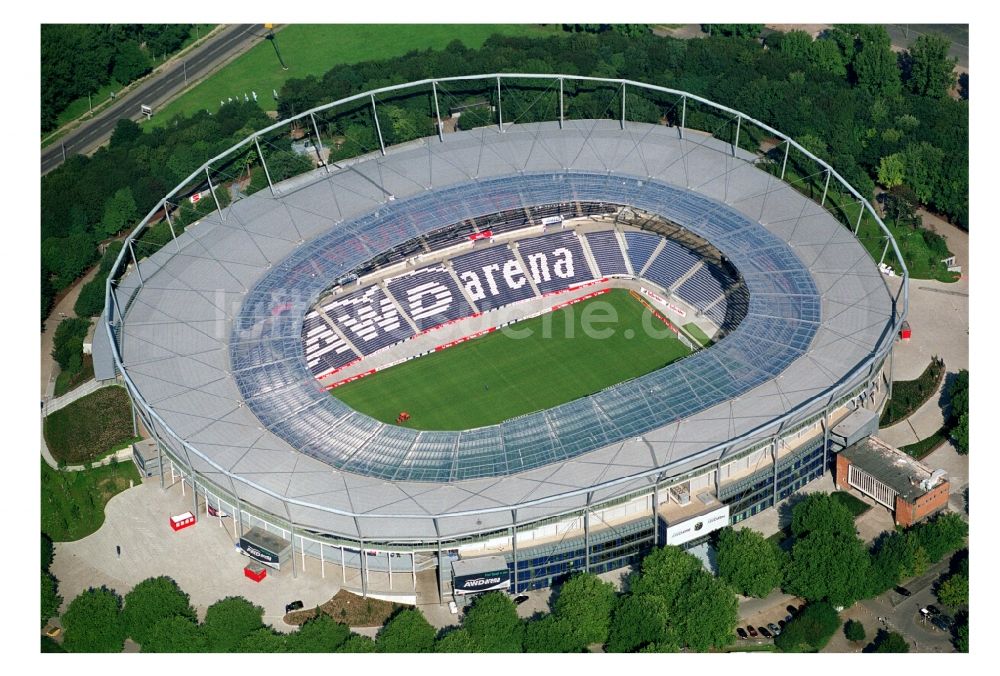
xmin=283 ymin=589 xmax=402 ymax=628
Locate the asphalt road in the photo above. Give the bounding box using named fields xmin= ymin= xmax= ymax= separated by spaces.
xmin=41 ymin=24 xmax=264 ymax=176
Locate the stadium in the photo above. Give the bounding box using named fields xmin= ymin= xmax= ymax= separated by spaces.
xmin=99 ymin=75 xmax=907 ymax=602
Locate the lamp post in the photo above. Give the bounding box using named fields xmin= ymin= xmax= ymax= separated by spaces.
xmin=265 ymin=24 xmax=288 ymax=71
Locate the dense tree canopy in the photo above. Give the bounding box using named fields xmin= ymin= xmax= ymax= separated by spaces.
xmin=784 ymin=529 xmax=874 ymax=607
xmin=202 ymin=596 xmax=265 ymax=652
xmin=606 ymin=594 xmax=674 ymax=653
xmin=905 ymin=35 xmax=958 ymax=98
xmin=140 ymin=616 xmax=207 ymax=653
xmin=774 ymin=601 xmax=840 ymax=652
xmin=791 ymin=493 xmax=858 ymax=539
xmin=286 ymin=614 xmax=351 ymax=653
xmin=716 ymin=527 xmax=785 ymax=598
xmin=376 ymin=608 xmax=437 ymax=653
xmin=122 ymin=576 xmax=196 ymax=647
xmin=41 ymin=24 xmax=969 ymax=327
xmin=461 ymin=592 xmax=524 ymax=653
xmin=61 ymin=586 xmax=125 ymax=653
xmin=551 ymin=572 xmax=617 ymax=648
xmin=41 ymin=25 xmax=196 ymax=131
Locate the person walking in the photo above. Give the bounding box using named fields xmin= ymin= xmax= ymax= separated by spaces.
xmin=116 ymin=545 xmax=121 ymax=558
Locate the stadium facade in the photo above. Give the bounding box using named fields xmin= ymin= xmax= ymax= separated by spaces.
xmin=103 ymin=75 xmax=907 ymax=601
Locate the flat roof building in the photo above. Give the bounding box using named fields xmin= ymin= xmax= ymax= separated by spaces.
xmin=835 ymin=437 xmax=949 ymax=527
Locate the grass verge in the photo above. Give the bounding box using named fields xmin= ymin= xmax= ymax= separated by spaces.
xmin=332 ymin=289 xmax=691 ymax=430
xmin=148 ymin=24 xmax=562 ymax=127
xmin=44 ymin=386 xmax=135 ymax=465
xmin=285 ymin=589 xmax=401 ymax=627
xmin=900 ymin=426 xmax=950 ymax=460
xmin=41 ymin=459 xmax=139 ymax=541
xmin=880 ymin=357 xmax=945 ymax=427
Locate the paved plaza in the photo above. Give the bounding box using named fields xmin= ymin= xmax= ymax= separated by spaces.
xmin=52 ymin=477 xmax=344 ymax=631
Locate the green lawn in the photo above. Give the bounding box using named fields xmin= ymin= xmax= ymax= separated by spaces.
xmin=777 ymin=163 xmax=958 ymax=283
xmin=683 ymin=323 xmax=712 ymax=347
xmin=44 ymin=386 xmax=135 ymax=465
xmin=53 ymin=355 xmax=95 ymax=398
xmin=332 ymin=290 xmax=691 ymax=430
xmin=900 ymin=426 xmax=950 ymax=460
xmin=41 ymin=459 xmax=139 ymax=541
xmin=880 ymin=357 xmax=945 ymax=426
xmin=830 ymin=490 xmax=872 ymax=518
xmin=148 ymin=24 xmax=563 ymax=127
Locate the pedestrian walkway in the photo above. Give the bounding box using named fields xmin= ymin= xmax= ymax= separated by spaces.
xmin=45 ymin=378 xmax=116 ymax=415
xmin=878 ymin=378 xmax=948 ymax=448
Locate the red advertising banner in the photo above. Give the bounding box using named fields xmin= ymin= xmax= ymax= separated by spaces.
xmin=469 ymin=230 xmax=493 ymax=241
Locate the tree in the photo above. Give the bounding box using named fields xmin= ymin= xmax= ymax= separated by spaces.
xmin=844 ymin=619 xmax=865 ymax=642
xmin=41 ymin=570 xmax=62 ymax=628
xmin=461 ymin=592 xmax=524 ymax=653
xmin=937 ymin=573 xmax=969 ymax=608
xmin=906 ymin=34 xmax=957 ymax=98
xmin=870 ymin=530 xmax=928 ymax=594
xmin=882 ymin=185 xmax=919 ymax=225
xmin=51 ymin=317 xmax=91 ymax=370
xmin=877 ymin=154 xmax=906 ymax=189
xmin=790 ymin=493 xmax=857 ymax=539
xmin=112 ymin=41 xmax=151 ymax=84
xmin=523 ymin=614 xmax=580 ymax=652
xmin=376 ymin=608 xmax=436 ymax=653
xmin=854 ymin=43 xmax=901 ymax=98
xmin=337 ymin=634 xmax=377 ymax=653
xmin=435 ymin=628 xmax=479 ymax=652
xmin=122 ymin=576 xmax=196 ymax=647
xmin=954 ymin=613 xmax=969 ymax=652
xmin=952 ymin=412 xmax=969 ymax=455
xmin=913 ymin=512 xmax=968 ymax=563
xmin=202 ymin=596 xmax=264 ymax=652
xmin=62 ymin=586 xmax=125 ymax=653
xmin=670 ymin=570 xmax=739 ymax=651
xmin=948 ymin=370 xmax=970 ymax=422
xmin=140 ymin=616 xmax=208 ymax=653
xmin=902 ymin=141 xmax=946 ymax=204
xmin=42 ymin=533 xmax=55 ymax=570
xmin=99 ymin=187 xmax=138 ymax=239
xmin=784 ymin=530 xmax=873 ymax=607
xmin=606 ymin=594 xmax=672 ymax=653
xmin=235 ymin=628 xmax=288 ymax=653
xmin=287 ymin=614 xmax=351 ymax=652
xmin=552 ymin=572 xmax=617 ymax=647
xmin=774 ymin=601 xmax=840 ymax=652
xmin=629 ymin=545 xmax=703 ymax=608
xmin=873 ymin=629 xmax=909 ymax=652
xmin=716 ymin=527 xmax=784 ymax=598
xmin=778 ymin=30 xmax=813 ymax=61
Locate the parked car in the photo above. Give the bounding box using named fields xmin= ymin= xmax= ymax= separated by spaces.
xmin=736 ymin=627 xmax=748 ymax=640
xmin=285 ymin=600 xmax=304 ymax=614
xmin=767 ymin=622 xmax=781 ymax=636
xmin=931 ymin=615 xmax=955 ymax=631
xmin=784 ymin=614 xmax=793 ymax=623
xmin=513 ymin=594 xmax=530 ymax=605
xmin=926 ymin=605 xmax=942 ymax=616
xmin=786 ymin=604 xmax=798 ymax=615
xmin=758 ymin=626 xmax=772 ymax=639
xmin=895 ymin=586 xmax=912 ymax=597
xmin=746 ymin=625 xmax=758 ymax=638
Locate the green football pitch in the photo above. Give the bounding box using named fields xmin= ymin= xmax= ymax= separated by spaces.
xmin=331 ymin=289 xmax=692 ymax=430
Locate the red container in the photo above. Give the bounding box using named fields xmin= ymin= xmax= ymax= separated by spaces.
xmin=169 ymin=512 xmax=196 ymax=531
xmin=244 ymin=564 xmax=267 ymax=582
xmin=900 ymin=321 xmax=911 ymax=340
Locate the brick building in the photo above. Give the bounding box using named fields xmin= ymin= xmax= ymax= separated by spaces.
xmin=834 ymin=437 xmax=950 ymax=527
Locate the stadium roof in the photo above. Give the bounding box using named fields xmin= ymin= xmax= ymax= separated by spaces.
xmin=111 ymin=119 xmax=896 ymax=539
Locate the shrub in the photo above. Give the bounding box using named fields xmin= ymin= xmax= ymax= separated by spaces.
xmin=774 ymin=601 xmax=840 ymax=653
xmin=62 ymin=586 xmax=125 ymax=653
xmin=844 ymin=619 xmax=865 ymax=642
